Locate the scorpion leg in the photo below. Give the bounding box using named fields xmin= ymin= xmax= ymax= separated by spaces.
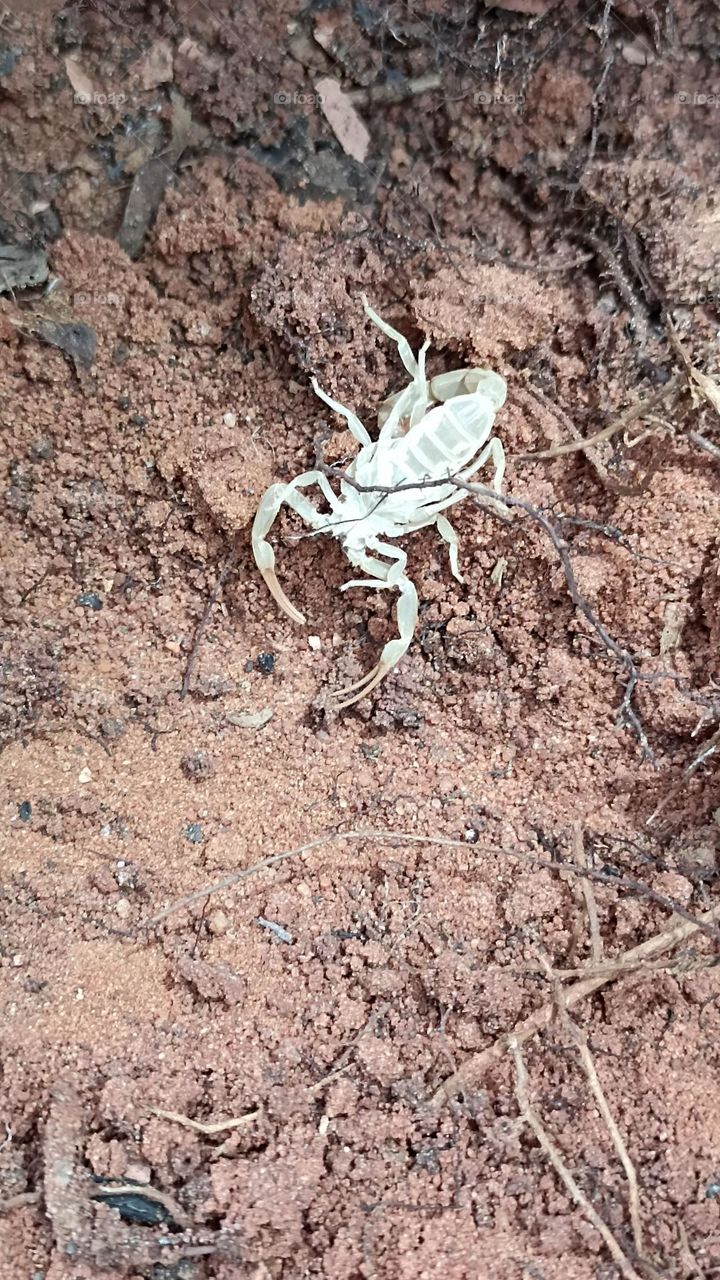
xmin=331 ymin=544 xmax=418 ymax=708
xmin=362 ymin=294 xmax=430 ymax=392
xmin=396 ymin=438 xmax=507 ymax=579
xmin=311 ymin=378 xmax=372 ymax=447
xmin=435 ymin=514 xmax=463 ymax=582
xmin=466 ymin=436 xmax=506 ymax=496
xmin=252 ymin=472 xmax=334 ymax=624
xmin=332 ymin=574 xmax=419 ymax=708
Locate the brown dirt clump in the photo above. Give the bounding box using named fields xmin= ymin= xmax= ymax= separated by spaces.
xmin=1 ymin=3 xmax=719 ymax=1278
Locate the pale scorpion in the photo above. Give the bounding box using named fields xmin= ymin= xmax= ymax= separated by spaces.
xmin=252 ymin=298 xmax=507 ymax=707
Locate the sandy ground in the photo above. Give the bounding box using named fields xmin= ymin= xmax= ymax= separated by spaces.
xmin=1 ymin=1 xmax=719 ymax=1277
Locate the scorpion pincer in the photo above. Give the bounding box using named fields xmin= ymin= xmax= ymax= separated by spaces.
xmin=252 ymin=296 xmax=507 ymax=707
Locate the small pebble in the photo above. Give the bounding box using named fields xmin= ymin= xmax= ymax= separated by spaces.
xmin=208 ymin=909 xmax=229 ymax=936
xmin=308 ymin=635 xmax=322 ymax=651
xmin=257 ymin=916 xmax=293 ymax=944
xmin=257 ymin=652 xmax=275 ymax=675
xmin=100 ymin=717 xmax=125 ymax=741
xmin=222 ymin=411 xmax=237 ymax=427
xmin=29 ymin=437 xmax=54 ymax=461
xmin=78 ymin=767 xmax=93 ymax=784
xmin=78 ymin=592 xmax=102 ymax=611
xmin=115 ymin=898 xmax=131 ymax=919
xmin=181 ymin=750 xmax=216 ymax=781
xmin=184 ymin=822 xmax=203 ymax=844
xmin=18 ymin=800 xmax=32 ymax=822
xmin=116 ymin=862 xmax=137 ymax=889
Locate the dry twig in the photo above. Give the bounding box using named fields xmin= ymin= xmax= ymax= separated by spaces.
xmin=144 ymin=829 xmax=720 ymax=942
xmin=309 ymin=1001 xmax=392 ymax=1092
xmin=141 ymin=829 xmax=717 ymax=942
xmin=563 ymin=1011 xmax=644 ymax=1261
xmin=0 ymin=1190 xmax=40 ymax=1214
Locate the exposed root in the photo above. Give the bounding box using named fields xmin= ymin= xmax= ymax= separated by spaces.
xmin=309 ymin=1001 xmax=392 ymax=1092
xmin=144 ymin=829 xmax=720 ymax=942
xmin=179 ymin=540 xmax=239 ymax=700
xmin=517 ymin=374 xmax=683 ymax=461
xmin=430 ymin=900 xmax=720 ymax=1108
xmin=149 ymin=1107 xmax=260 ymax=1135
xmin=647 ymin=725 xmax=720 ymax=826
xmin=510 ymin=1038 xmax=644 ymax=1280
xmin=573 ymin=823 xmax=603 ymax=964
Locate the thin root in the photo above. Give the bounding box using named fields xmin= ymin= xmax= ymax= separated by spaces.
xmin=149 ymin=1107 xmax=260 ymax=1135
xmin=510 ymin=1038 xmax=643 ymax=1280
xmin=430 ymin=898 xmax=720 ymax=1107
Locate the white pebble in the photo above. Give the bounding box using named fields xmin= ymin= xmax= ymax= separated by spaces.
xmin=208 ymin=909 xmax=229 ymax=936
xmin=308 ymin=635 xmax=322 ymax=651
xmin=222 ymin=411 xmax=237 ymax=427
xmin=78 ymin=767 xmax=92 ymax=784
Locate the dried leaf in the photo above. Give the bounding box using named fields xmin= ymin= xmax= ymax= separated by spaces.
xmin=689 ymin=367 xmax=720 ymax=419
xmin=315 ymin=76 xmax=370 ymax=164
xmin=660 ymin=602 xmax=685 ymax=655
xmin=64 ymin=56 xmax=96 ymax=102
xmin=136 ymin=39 xmax=173 ymax=90
xmin=0 ymin=244 xmax=48 ymax=292
xmin=35 ymin=319 xmax=97 ymax=369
